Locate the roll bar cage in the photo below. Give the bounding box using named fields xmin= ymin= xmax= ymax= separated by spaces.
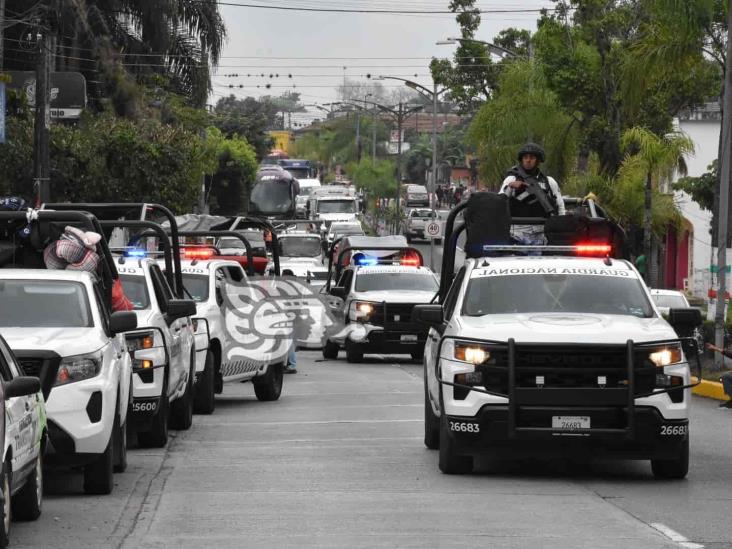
xmin=43 ymin=203 xmax=184 ymax=301
xmin=177 ymin=231 xmax=255 ymax=276
xmin=99 ymin=220 xmax=179 ymax=295
xmin=0 ymin=210 xmax=118 ymax=305
xmin=324 ymin=238 xmax=425 ymax=291
xmin=228 ymin=216 xmax=281 ymax=276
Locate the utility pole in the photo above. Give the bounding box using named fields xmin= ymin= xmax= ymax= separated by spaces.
xmin=355 ymin=108 xmax=361 ymax=163
xmin=715 ymin=0 xmax=732 ymax=367
xmin=372 ymin=108 xmax=377 ymax=164
xmin=395 ymin=101 xmax=403 ymax=233
xmin=33 ymin=30 xmax=52 ymax=205
xmin=430 ymin=80 xmax=438 ymax=271
xmin=0 ymin=0 xmax=6 ymax=71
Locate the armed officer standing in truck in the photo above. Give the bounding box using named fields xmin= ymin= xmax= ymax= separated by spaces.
xmin=499 ymin=143 xmax=565 ymax=245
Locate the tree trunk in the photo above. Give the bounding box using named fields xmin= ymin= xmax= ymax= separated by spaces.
xmin=644 ymin=171 xmax=653 ymax=286
xmin=577 ymin=147 xmax=590 ymax=174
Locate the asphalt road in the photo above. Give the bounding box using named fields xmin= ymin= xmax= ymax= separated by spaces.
xmin=11 ymin=351 xmax=732 ymax=548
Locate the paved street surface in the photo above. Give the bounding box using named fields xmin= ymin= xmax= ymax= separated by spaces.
xmin=12 ymin=351 xmax=732 ymax=548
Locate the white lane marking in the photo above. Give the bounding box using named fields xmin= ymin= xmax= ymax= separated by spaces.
xmin=650 ymin=523 xmax=704 ymax=549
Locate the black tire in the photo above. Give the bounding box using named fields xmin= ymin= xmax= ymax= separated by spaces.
xmin=137 ymin=394 xmax=169 ymax=448
xmin=438 ymin=417 xmax=473 ymax=474
xmin=345 ymin=340 xmax=364 ymax=363
xmin=253 ymin=363 xmax=284 ymax=401
xmin=169 ymin=354 xmax=195 ymax=431
xmin=83 ymin=433 xmax=114 ymax=495
xmin=424 ymin=387 xmax=439 ymax=450
xmin=0 ymin=461 xmax=10 ymax=547
xmin=651 ymin=437 xmax=689 ymax=480
xmin=194 ymin=351 xmax=216 ymax=415
xmin=12 ymin=451 xmax=42 ymax=521
xmin=113 ymin=403 xmax=127 ymax=473
xmin=406 ymin=235 xmax=413 ymax=244
xmin=322 ymin=340 xmax=339 ymax=360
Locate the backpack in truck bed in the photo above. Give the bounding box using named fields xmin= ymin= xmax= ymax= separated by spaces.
xmin=463 ymin=192 xmax=511 ymax=258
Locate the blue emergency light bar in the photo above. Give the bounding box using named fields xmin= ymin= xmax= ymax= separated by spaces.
xmin=125 ymin=249 xmax=148 ymax=258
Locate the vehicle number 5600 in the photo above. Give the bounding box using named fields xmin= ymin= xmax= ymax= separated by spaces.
xmin=449 ymin=421 xmax=480 ymax=433
xmin=132 ymin=401 xmax=157 ymax=413
xmin=660 ymin=425 xmax=687 ymax=436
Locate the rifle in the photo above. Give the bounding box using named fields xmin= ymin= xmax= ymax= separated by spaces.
xmin=513 ymin=167 xmax=555 ymax=215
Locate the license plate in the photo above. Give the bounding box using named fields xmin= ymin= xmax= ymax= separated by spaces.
xmin=552 ymin=416 xmax=590 ymax=430
xmin=401 ymin=334 xmax=418 ymax=342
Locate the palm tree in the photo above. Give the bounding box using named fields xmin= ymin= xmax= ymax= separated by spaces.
xmin=620 ymin=127 xmax=695 ymax=285
xmin=3 ymin=0 xmax=225 ymax=109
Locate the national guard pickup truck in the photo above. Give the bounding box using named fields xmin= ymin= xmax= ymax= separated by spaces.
xmin=414 ymin=193 xmax=702 ymax=478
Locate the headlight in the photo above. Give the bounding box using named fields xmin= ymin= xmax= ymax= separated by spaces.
xmin=126 ymin=331 xmax=155 ymax=352
xmin=56 ymin=352 xmax=102 ymax=386
xmin=349 ymin=301 xmax=377 ymax=322
xmin=455 ymin=343 xmax=491 ymax=365
xmin=648 ymin=343 xmax=683 ymax=367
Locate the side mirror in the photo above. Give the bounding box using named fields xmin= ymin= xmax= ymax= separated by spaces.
xmin=668 ymin=307 xmax=702 ymax=337
xmin=110 ymin=311 xmax=138 ymax=335
xmin=167 ymin=299 xmax=197 ymax=321
xmin=5 ymin=376 xmax=41 ymax=399
xmin=412 ymin=304 xmax=444 ymax=326
xmin=330 ymin=286 xmax=347 ymax=299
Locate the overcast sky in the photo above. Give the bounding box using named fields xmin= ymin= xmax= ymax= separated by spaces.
xmin=212 ymin=0 xmax=556 ymax=124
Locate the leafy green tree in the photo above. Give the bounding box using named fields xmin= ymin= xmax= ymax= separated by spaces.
xmin=213 ymin=95 xmax=279 ymax=159
xmin=674 ymin=161 xmax=717 ymax=212
xmin=348 ymin=158 xmax=396 ymax=200
xmin=467 ymin=60 xmax=578 ymax=187
xmin=621 ymin=127 xmax=694 ymax=283
xmin=206 ymin=130 xmax=259 ymax=215
xmin=430 ymin=0 xmax=498 ymax=113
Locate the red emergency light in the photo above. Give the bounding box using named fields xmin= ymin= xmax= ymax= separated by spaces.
xmin=182 ymin=247 xmax=216 ymax=260
xmin=708 ymin=289 xmax=731 ymax=300
xmin=574 ymin=243 xmax=612 ymax=256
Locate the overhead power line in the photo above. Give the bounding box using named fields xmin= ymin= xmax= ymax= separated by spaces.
xmin=214 ymin=2 xmax=556 ymax=15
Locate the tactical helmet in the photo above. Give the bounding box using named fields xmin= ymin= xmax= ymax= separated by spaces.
xmin=517 ymin=142 xmax=545 ymax=163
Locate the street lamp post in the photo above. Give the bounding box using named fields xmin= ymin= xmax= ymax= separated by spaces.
xmin=353 ymin=96 xmax=423 ymax=234
xmin=378 ymin=76 xmax=448 ymax=270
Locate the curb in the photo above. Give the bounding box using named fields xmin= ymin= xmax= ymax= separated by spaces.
xmin=691 ymin=377 xmax=729 ymax=401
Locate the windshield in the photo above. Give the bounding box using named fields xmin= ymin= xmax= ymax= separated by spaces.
xmin=120 ymin=275 xmax=151 ymax=310
xmin=280 ymin=236 xmax=322 ymax=257
xmin=463 ymin=274 xmax=654 ymax=318
xmin=182 ymin=274 xmax=210 ymax=302
xmin=286 ymin=167 xmax=311 ymax=180
xmin=0 ymin=280 xmax=93 ymax=327
xmin=318 ymin=200 xmax=356 ymax=214
xmin=412 ymin=210 xmax=433 ymax=218
xmin=250 ymin=179 xmax=295 ymax=215
xmin=355 ymin=272 xmax=438 ymax=292
xmin=652 ymin=294 xmax=688 ymax=309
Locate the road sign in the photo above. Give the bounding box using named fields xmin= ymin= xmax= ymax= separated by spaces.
xmin=426 ymin=221 xmax=442 ymax=239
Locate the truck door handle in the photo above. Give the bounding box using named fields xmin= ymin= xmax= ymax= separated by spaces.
xmin=24 ymin=401 xmax=30 ymax=412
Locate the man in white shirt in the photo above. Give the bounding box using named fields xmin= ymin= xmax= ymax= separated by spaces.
xmin=499 ymin=143 xmax=565 ymax=246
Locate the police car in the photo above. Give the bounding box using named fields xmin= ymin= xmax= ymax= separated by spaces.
xmin=324 ymin=237 xmax=439 ymax=363
xmin=414 ymin=193 xmax=702 ymax=477
xmin=0 ymin=335 xmax=48 ymax=547
xmin=116 ymin=254 xmax=198 ymax=447
xmin=0 ymin=210 xmax=137 ymax=495
xmin=177 ymin=253 xmax=286 ymax=401
xmin=278 ymin=231 xmax=329 ymax=287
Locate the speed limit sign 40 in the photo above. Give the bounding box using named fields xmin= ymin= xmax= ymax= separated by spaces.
xmin=426 ymin=221 xmax=442 ymax=239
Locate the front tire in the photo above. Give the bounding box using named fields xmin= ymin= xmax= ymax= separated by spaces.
xmin=0 ymin=461 xmax=10 ymax=547
xmin=345 ymin=340 xmax=364 ymax=363
xmin=193 ymin=351 xmax=216 ymax=415
xmin=322 ymin=341 xmax=339 ymax=360
xmin=651 ymin=438 xmax=689 ymax=479
xmin=438 ymin=417 xmax=473 ymax=474
xmin=137 ymin=394 xmax=169 ymax=448
xmin=253 ymin=363 xmax=284 ymax=401
xmin=113 ymin=404 xmax=127 ymax=473
xmin=12 ymin=451 xmax=42 ymax=521
xmin=83 ymin=434 xmax=114 ymax=495
xmin=424 ymin=388 xmax=439 ymax=450
xmin=169 ymin=355 xmax=195 ymax=431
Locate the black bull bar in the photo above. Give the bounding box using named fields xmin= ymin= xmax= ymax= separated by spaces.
xmin=435 ymin=336 xmax=702 ymax=440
